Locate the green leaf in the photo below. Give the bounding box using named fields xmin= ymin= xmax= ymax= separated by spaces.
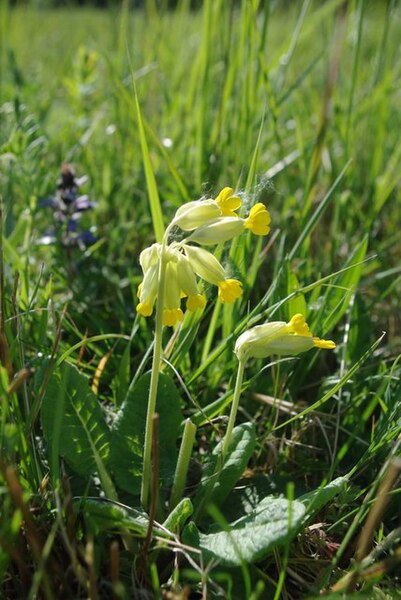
xmin=132 ymin=77 xmax=165 ymax=243
xmin=299 ymin=476 xmax=348 ymax=518
xmin=40 ymin=362 xmax=112 ymax=482
xmin=183 ymin=496 xmax=306 ymax=566
xmin=163 ymin=498 xmax=193 ymax=534
xmin=194 ymin=422 xmax=256 ymax=510
xmin=109 ymin=372 xmax=182 ymax=495
xmin=285 ymin=262 xmax=307 ymax=320
xmin=73 ymin=498 xmax=162 ymax=537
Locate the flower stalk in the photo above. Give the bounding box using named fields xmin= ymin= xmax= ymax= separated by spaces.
xmin=137 ymin=188 xmax=272 ymax=509
xmin=221 ymin=357 xmax=246 ymax=458
xmin=140 ymin=235 xmax=169 ymax=508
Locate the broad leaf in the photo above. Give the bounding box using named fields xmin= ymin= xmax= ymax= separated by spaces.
xmin=185 ymin=477 xmax=347 ymax=566
xmin=109 ymin=372 xmax=182 ymax=495
xmin=184 ymin=497 xmax=306 ymax=566
xmin=193 ymin=422 xmax=256 ymax=510
xmin=299 ymin=476 xmax=348 ymax=518
xmin=41 ymin=362 xmax=111 ymax=478
xmin=163 ymin=498 xmax=193 ymax=534
xmin=73 ymin=498 xmax=163 ymax=537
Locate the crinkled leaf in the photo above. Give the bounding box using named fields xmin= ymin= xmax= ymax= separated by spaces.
xmin=73 ymin=498 xmax=163 ymax=537
xmin=299 ymin=476 xmax=348 ymax=518
xmin=194 ymin=422 xmax=256 ymax=510
xmin=40 ymin=362 xmax=111 ymax=477
xmin=110 ymin=372 xmax=182 ymax=495
xmin=184 ymin=496 xmax=306 ymax=566
xmin=163 ymin=498 xmax=193 ymax=534
xmin=184 ymin=477 xmax=347 ymax=566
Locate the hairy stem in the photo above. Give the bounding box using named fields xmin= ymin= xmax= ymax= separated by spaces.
xmin=140 ymin=242 xmax=168 ymax=508
xmin=222 ymin=357 xmax=246 ymax=457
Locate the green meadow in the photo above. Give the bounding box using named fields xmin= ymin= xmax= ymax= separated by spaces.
xmin=1 ymin=1 xmax=401 ymax=598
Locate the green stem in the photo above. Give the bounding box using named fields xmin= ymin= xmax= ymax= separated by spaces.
xmin=169 ymin=419 xmax=197 ymax=510
xmin=140 ymin=243 xmax=168 ymax=508
xmin=222 ymin=357 xmax=246 ymax=457
xmin=194 ymin=358 xmax=247 ymax=519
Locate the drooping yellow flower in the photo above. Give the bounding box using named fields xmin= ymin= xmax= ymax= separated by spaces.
xmin=183 ymin=245 xmax=226 ymax=285
xmin=244 ymin=202 xmax=271 ymax=236
xmin=234 ymin=313 xmax=335 ymax=361
xmin=186 ymin=294 xmax=207 ymax=311
xmin=215 ymin=187 xmax=242 ymax=218
xmin=136 ymin=261 xmax=159 ymax=317
xmin=162 ymin=260 xmax=184 ymax=327
xmin=183 ymin=245 xmax=243 ymax=304
xmin=176 ymin=252 xmax=206 ymax=312
xmin=163 ymin=308 xmax=184 ymax=327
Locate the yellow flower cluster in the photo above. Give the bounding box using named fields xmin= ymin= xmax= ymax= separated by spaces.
xmin=137 ymin=242 xmax=244 ymax=326
xmin=136 ymin=187 xmax=271 ymax=326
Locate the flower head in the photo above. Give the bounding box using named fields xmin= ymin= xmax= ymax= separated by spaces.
xmin=215 ymin=187 xmax=242 ymax=218
xmin=244 ymin=203 xmax=271 ymax=236
xmin=135 ymin=189 xmax=272 ymax=325
xmin=234 ymin=313 xmax=336 ymax=361
xmin=38 ymin=164 xmax=97 ymax=249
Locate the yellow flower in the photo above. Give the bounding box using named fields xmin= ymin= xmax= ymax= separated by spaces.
xmin=215 ymin=187 xmax=242 ymax=218
xmin=244 ymin=203 xmax=271 ymax=236
xmin=163 ymin=308 xmax=184 ymax=327
xmin=186 ymin=294 xmax=206 ymax=311
xmin=163 ymin=260 xmax=184 ymax=327
xmin=218 ymin=279 xmax=243 ymax=303
xmin=234 ymin=313 xmax=335 ymax=361
xmin=136 ymin=262 xmax=159 ymax=317
xmin=183 ymin=245 xmax=243 ymax=305
xmin=139 ymin=243 xmax=161 ymax=272
xmin=137 ymin=301 xmax=153 ymax=317
xmin=183 ymin=245 xmax=226 ymax=285
xmin=176 ymin=252 xmax=206 ymax=312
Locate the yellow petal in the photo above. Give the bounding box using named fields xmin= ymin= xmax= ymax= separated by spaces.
xmin=218 ymin=279 xmax=243 ymax=303
xmin=313 ymin=337 xmax=336 ymax=349
xmin=187 ymin=294 xmax=206 ymax=311
xmin=244 ymin=203 xmax=271 ymax=235
xmin=136 ymin=302 xmax=153 ymax=317
xmin=163 ymin=308 xmax=184 ymax=327
xmin=287 ymin=314 xmax=312 ymax=337
xmin=215 ymin=187 xmax=242 ymax=217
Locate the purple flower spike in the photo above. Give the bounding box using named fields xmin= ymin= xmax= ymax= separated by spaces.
xmin=37 ymin=163 xmax=97 ymax=250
